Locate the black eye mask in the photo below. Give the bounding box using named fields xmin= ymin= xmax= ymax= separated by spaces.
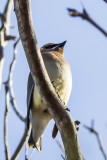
xmin=42 ymin=41 xmax=66 ymax=50
xmin=44 ymin=44 xmax=58 ymax=49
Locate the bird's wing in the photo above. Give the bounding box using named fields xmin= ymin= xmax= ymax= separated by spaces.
xmin=52 ymin=123 xmax=58 ymax=138
xmin=27 ymin=72 xmax=34 ymax=129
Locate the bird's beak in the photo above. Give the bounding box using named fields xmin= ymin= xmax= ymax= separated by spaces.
xmin=57 ymin=41 xmax=67 ymax=48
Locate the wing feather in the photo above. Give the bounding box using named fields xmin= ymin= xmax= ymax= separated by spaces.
xmin=27 ymin=73 xmax=34 ymax=129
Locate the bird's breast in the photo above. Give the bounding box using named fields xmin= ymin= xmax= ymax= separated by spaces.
xmin=33 ymin=52 xmax=72 ymax=109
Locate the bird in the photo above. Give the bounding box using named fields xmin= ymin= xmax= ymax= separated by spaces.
xmin=27 ymin=41 xmax=72 ymax=152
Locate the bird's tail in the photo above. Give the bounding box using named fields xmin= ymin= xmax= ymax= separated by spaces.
xmin=28 ymin=129 xmax=42 ymax=152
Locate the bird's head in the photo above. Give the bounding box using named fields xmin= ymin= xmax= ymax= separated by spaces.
xmin=40 ymin=41 xmax=67 ymax=56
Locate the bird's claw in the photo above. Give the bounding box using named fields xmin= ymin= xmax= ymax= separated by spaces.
xmin=65 ymin=108 xmax=70 ymax=112
xmin=74 ymin=120 xmax=81 ymax=131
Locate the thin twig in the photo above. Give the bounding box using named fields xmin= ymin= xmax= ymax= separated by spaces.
xmin=27 ymin=148 xmax=35 ymax=160
xmin=3 ymin=37 xmax=27 ymax=159
xmin=25 ymin=141 xmax=35 ymax=160
xmin=5 ymin=38 xmax=26 ymax=122
xmin=1 ymin=1 xmax=26 ymax=160
xmin=4 ymin=85 xmax=10 ymax=160
xmin=11 ymin=124 xmax=31 ymax=160
xmin=56 ymin=139 xmax=64 ymax=153
xmin=84 ymin=124 xmax=107 ymax=160
xmin=3 ymin=0 xmax=13 ymax=33
xmin=67 ymin=8 xmax=107 ymax=37
xmin=5 ymin=35 xmax=16 ymax=40
xmin=0 ymin=0 xmax=15 ymax=46
xmin=0 ymin=45 xmax=4 ymax=90
xmin=61 ymin=154 xmax=66 ymax=160
xmin=25 ymin=142 xmax=28 ymax=160
xmin=0 ymin=0 xmax=14 ymax=90
xmin=103 ymin=0 xmax=107 ymax=3
xmin=0 ymin=23 xmax=4 ymax=91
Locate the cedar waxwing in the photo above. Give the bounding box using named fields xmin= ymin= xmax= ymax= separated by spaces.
xmin=27 ymin=41 xmax=72 ymax=151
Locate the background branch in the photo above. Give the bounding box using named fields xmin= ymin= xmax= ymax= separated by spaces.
xmin=25 ymin=147 xmax=35 ymax=160
xmin=7 ymin=38 xmax=26 ymax=122
xmin=67 ymin=8 xmax=107 ymax=37
xmin=0 ymin=0 xmax=14 ymax=90
xmin=3 ymin=0 xmax=14 ymax=40
xmin=0 ymin=0 xmax=15 ymax=46
xmin=3 ymin=38 xmax=26 ymax=122
xmin=11 ymin=124 xmax=31 ymax=160
xmin=3 ymin=38 xmax=27 ymax=159
xmin=14 ymin=0 xmax=83 ymax=160
xmin=1 ymin=1 xmax=27 ymax=159
xmin=84 ymin=122 xmax=107 ymax=160
xmin=4 ymin=85 xmax=10 ymax=160
xmin=0 ymin=45 xmax=4 ymax=90
xmin=56 ymin=139 xmax=64 ymax=153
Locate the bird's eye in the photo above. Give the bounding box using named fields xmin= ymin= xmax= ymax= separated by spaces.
xmin=44 ymin=44 xmax=57 ymax=49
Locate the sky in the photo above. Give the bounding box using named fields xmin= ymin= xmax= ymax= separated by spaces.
xmin=0 ymin=0 xmax=107 ymax=160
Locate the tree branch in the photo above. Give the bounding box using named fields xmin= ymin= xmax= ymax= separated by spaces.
xmin=3 ymin=0 xmax=13 ymax=35
xmin=7 ymin=38 xmax=26 ymax=122
xmin=0 ymin=0 xmax=14 ymax=90
xmin=1 ymin=1 xmax=27 ymax=160
xmin=14 ymin=0 xmax=83 ymax=160
xmin=0 ymin=0 xmax=15 ymax=47
xmin=3 ymin=38 xmax=26 ymax=122
xmin=84 ymin=123 xmax=107 ymax=160
xmin=4 ymin=85 xmax=10 ymax=160
xmin=5 ymin=37 xmax=29 ymax=157
xmin=26 ymin=148 xmax=35 ymax=160
xmin=0 ymin=45 xmax=4 ymax=90
xmin=67 ymin=8 xmax=107 ymax=37
xmin=11 ymin=124 xmax=31 ymax=160
xmin=56 ymin=139 xmax=64 ymax=153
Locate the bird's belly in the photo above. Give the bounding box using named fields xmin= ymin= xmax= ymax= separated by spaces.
xmin=45 ymin=60 xmax=72 ymax=106
xmin=33 ymin=60 xmax=72 ymax=109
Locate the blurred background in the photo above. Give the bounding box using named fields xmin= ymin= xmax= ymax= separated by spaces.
xmin=0 ymin=0 xmax=107 ymax=159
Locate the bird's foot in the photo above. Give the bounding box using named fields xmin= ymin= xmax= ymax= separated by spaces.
xmin=74 ymin=120 xmax=81 ymax=131
xmin=65 ymin=108 xmax=70 ymax=112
